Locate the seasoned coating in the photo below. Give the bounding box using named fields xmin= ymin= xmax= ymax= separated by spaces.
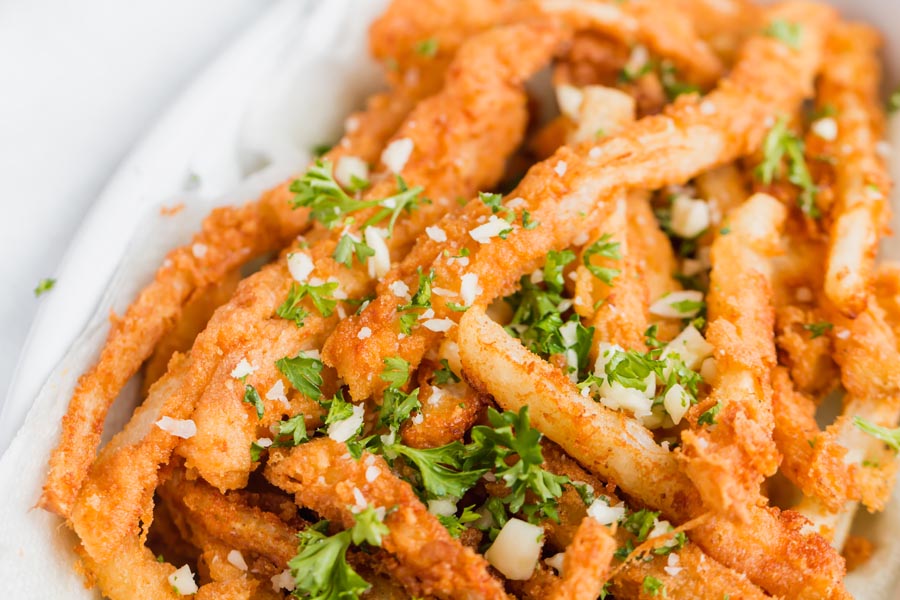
xmin=78 ymin=536 xmax=181 ymax=600
xmin=680 ymin=193 xmax=785 ymax=520
xmin=177 ymin=22 xmax=564 ymax=491
xmin=772 ymin=367 xmax=853 ymax=512
xmin=141 ymin=269 xmax=242 ymax=396
xmin=326 ymin=0 xmax=834 ymax=402
xmin=547 ymin=517 xmax=614 ymax=600
xmin=821 ymin=23 xmax=891 ymax=317
xmin=609 ymin=543 xmax=768 ymax=600
xmin=40 ymin=0 xmax=504 ymax=518
xmin=400 ymin=365 xmax=487 ymax=448
xmin=158 ymin=471 xmax=298 ymax=574
xmin=526 ymin=0 xmax=723 ymax=87
xmin=265 ymin=439 xmax=508 ymax=600
xmin=458 ymin=307 xmax=848 ymax=599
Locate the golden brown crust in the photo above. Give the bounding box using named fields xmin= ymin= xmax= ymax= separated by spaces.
xmin=327 ymin=0 xmax=835 ymax=403
xmin=820 ymin=23 xmax=891 ymax=317
xmin=265 ymin=439 xmax=508 ymax=600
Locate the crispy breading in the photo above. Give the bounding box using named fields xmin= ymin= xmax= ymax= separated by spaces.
xmin=772 ymin=367 xmax=853 ymax=512
xmin=142 ymin=269 xmax=242 ymax=396
xmin=40 ymin=0 xmax=505 ymax=519
xmin=175 ymin=22 xmax=564 ymax=491
xmin=458 ymin=307 xmax=848 ymax=599
xmin=610 ymin=542 xmax=768 ymax=600
xmin=679 ymin=193 xmax=785 ymax=520
xmin=265 ymin=439 xmax=508 ymax=600
xmin=547 ymin=517 xmax=614 ymax=600
xmin=526 ymin=0 xmax=723 ymax=87
xmin=400 ymin=362 xmax=487 ymax=448
xmin=326 ymin=0 xmax=834 ymax=403
xmin=820 ymin=23 xmax=891 ymax=317
xmin=77 ymin=536 xmax=180 ymax=600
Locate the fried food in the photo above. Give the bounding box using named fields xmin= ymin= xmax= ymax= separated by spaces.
xmin=38 ymin=0 xmax=900 ymax=598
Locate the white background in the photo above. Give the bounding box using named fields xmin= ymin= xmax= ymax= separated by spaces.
xmin=0 ymin=0 xmax=272 ymax=406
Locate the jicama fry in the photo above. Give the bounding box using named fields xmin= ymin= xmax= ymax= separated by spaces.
xmin=265 ymin=438 xmax=508 ymax=600
xmin=458 ymin=307 xmax=848 ymax=598
xmin=680 ymin=192 xmax=785 ymax=520
xmin=546 ymin=517 xmax=615 ymax=600
xmin=176 ymin=22 xmax=565 ymax=491
xmin=40 ymin=0 xmax=516 ymax=519
xmin=141 ymin=269 xmax=242 ymax=396
xmin=326 ymin=0 xmax=834 ymax=402
xmin=820 ymin=23 xmax=891 ymax=317
xmin=528 ymin=0 xmax=724 ymax=87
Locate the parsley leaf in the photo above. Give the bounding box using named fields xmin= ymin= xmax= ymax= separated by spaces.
xmin=277 ymin=281 xmax=339 ymax=325
xmin=803 ymin=321 xmax=833 ymax=339
xmin=698 ymin=402 xmax=721 ymax=426
xmin=334 ymin=234 xmax=375 ymax=268
xmin=643 ymin=575 xmax=666 ymax=596
xmin=755 ymin=117 xmax=819 ymax=218
xmin=379 ymin=387 xmax=420 ymax=433
xmin=414 ymin=37 xmax=439 ymax=58
xmin=288 ymin=509 xmax=389 ymax=600
xmin=390 ymin=442 xmax=487 ymax=499
xmin=397 ymin=268 xmax=434 ymax=334
xmin=34 ymin=277 xmax=56 ymax=297
xmin=274 ymin=414 xmax=309 ymax=447
xmin=765 ymin=19 xmax=802 ymax=49
xmin=276 ymin=352 xmax=324 ymax=400
xmin=350 ymin=506 xmax=390 ymax=547
xmin=381 ymin=357 xmax=411 ymax=389
xmin=890 ymin=86 xmax=900 ymax=114
xmin=468 ymin=407 xmax=570 ymax=514
xmin=621 ymin=508 xmax=659 ymax=542
xmin=660 ymin=60 xmax=700 ymax=100
xmin=583 ymin=234 xmax=621 ymax=285
xmin=323 ymin=390 xmax=355 ymax=425
xmin=437 ymin=505 xmax=480 ymax=538
xmin=243 ymin=384 xmax=265 ymax=419
xmin=434 ymin=359 xmax=460 ymax=384
xmin=291 ymin=160 xmax=426 ymax=234
xmin=479 ymin=192 xmax=504 ymax=214
xmin=853 ymin=416 xmax=900 ymax=451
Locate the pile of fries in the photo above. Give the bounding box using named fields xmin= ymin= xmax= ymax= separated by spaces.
xmin=40 ymin=0 xmax=900 ymax=598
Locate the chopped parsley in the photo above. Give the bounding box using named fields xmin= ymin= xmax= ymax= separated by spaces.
xmin=322 ymin=390 xmax=356 ymax=426
xmin=243 ymin=384 xmax=265 ymax=419
xmin=34 ymin=277 xmax=56 ymax=297
xmin=890 ymin=86 xmax=900 ymax=114
xmin=467 ymin=407 xmax=570 ymax=516
xmin=660 ymin=60 xmax=700 ymax=100
xmin=380 ymin=356 xmax=411 ymax=389
xmin=288 ymin=508 xmax=388 ymax=600
xmin=853 ymin=416 xmax=900 ymax=451
xmin=397 ymin=268 xmax=434 ymax=334
xmin=755 ymin=116 xmax=819 ymax=218
xmin=765 ymin=19 xmax=802 ymax=49
xmin=582 ymin=234 xmax=621 ymax=285
xmin=274 ymin=414 xmax=309 ymax=447
xmin=433 ymin=359 xmax=460 ymax=384
xmin=643 ymin=575 xmax=666 ymax=596
xmin=291 ymin=160 xmax=426 ymax=234
xmin=276 ymin=352 xmax=324 ymax=401
xmin=479 ymin=191 xmax=504 ymax=214
xmin=277 ymin=281 xmax=339 ymax=326
xmin=698 ymin=402 xmax=722 ymax=426
xmin=333 ymin=234 xmax=375 ymax=268
xmin=437 ymin=505 xmax=480 ymax=538
xmin=414 ymin=37 xmax=439 ymax=58
xmin=803 ymin=321 xmax=833 ymax=339
xmin=311 ymin=143 xmax=332 ymax=157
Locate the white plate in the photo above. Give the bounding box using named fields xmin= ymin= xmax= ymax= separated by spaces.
xmin=1 ymin=0 xmax=899 ymax=597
